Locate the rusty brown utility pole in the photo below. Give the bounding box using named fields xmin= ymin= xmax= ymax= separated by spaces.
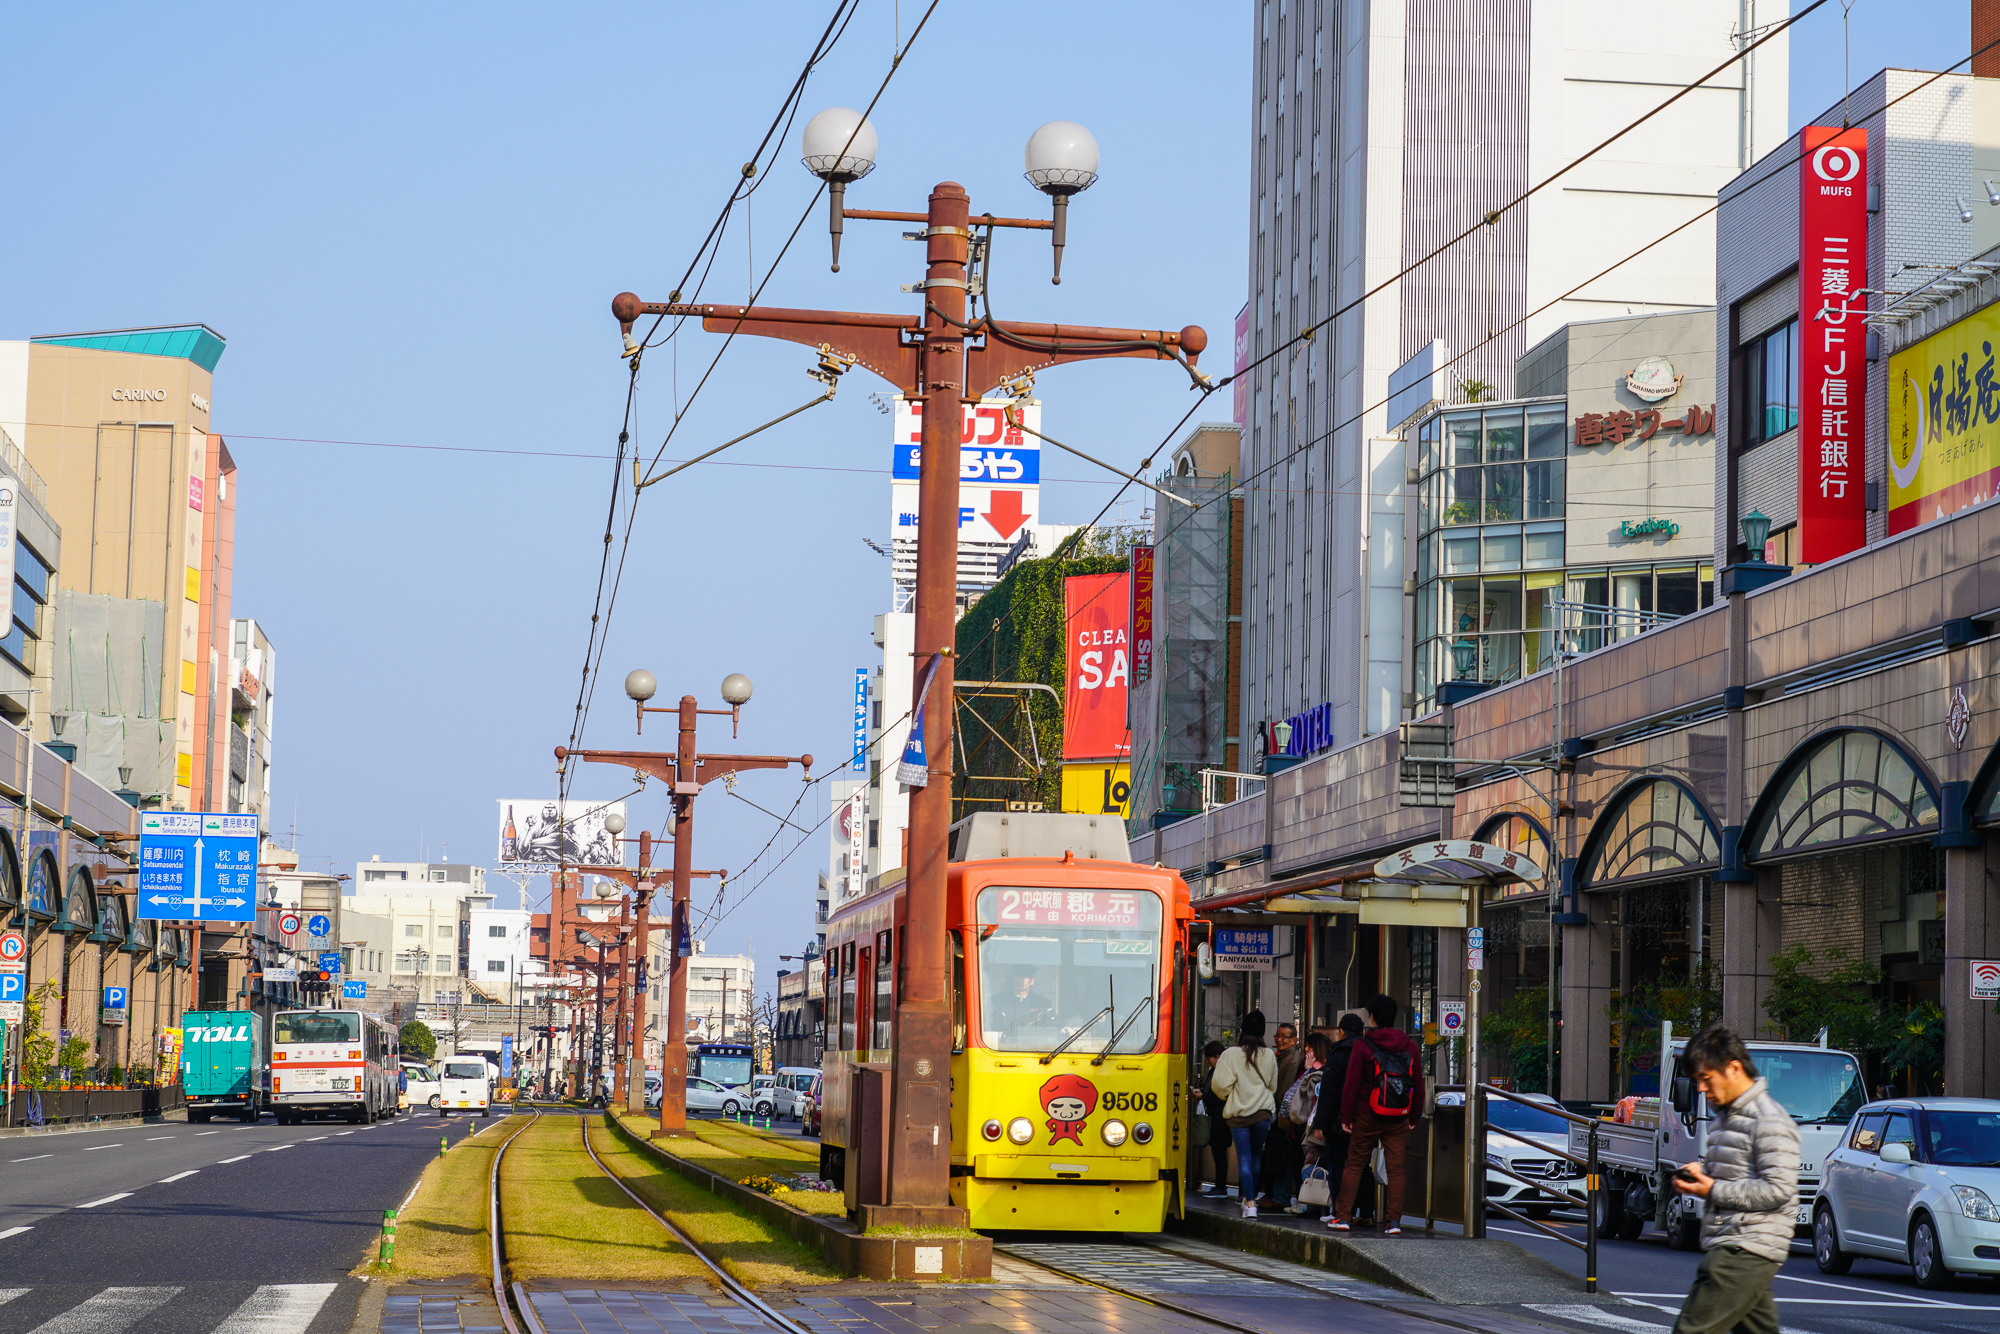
xmin=611 ymin=180 xmax=1203 ymax=1229
xmin=558 ymin=693 xmax=809 ymax=1135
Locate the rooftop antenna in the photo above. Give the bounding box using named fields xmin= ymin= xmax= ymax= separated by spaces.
xmin=1842 ymin=0 xmax=1856 ymax=128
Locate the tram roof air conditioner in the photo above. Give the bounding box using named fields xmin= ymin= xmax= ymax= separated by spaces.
xmin=946 ymin=812 xmax=1132 ymax=864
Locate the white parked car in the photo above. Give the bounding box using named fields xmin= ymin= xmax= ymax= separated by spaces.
xmin=402 ymin=1062 xmax=442 ymax=1111
xmin=685 ymin=1076 xmax=752 ymax=1115
xmin=1814 ymin=1098 xmax=2000 ymax=1289
xmin=1439 ymin=1090 xmax=1587 ymax=1218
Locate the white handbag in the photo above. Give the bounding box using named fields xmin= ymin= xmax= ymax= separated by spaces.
xmin=1298 ymin=1165 xmax=1332 ymax=1207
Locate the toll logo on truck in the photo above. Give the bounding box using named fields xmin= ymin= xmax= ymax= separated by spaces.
xmin=186 ymin=1026 xmax=251 ymax=1043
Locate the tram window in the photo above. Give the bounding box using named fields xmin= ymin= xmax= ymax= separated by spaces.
xmin=952 ymin=933 xmax=967 ymax=1053
xmin=839 ymin=966 xmax=859 ymax=1054
xmin=873 ymin=932 xmax=894 ymax=1051
xmin=975 ymin=886 xmax=1164 ymax=1055
xmin=843 ymin=941 xmax=855 ymax=975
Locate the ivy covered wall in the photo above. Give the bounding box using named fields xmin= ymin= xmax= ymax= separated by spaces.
xmin=952 ymin=549 xmax=1127 ymax=815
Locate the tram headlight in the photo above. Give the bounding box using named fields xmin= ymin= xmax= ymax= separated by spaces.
xmin=1101 ymin=1118 xmax=1128 ymax=1147
xmin=982 ymin=1119 xmax=1003 ymax=1141
xmin=1007 ymin=1117 xmax=1035 ymax=1145
xmin=1132 ymin=1122 xmax=1154 ymax=1144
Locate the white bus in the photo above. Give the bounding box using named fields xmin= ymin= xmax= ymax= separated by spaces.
xmin=270 ymin=1008 xmax=399 ymax=1125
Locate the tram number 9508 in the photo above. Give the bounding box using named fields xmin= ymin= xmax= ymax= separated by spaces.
xmin=1101 ymin=1091 xmax=1158 ymax=1112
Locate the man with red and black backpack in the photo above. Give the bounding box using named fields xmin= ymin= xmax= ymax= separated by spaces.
xmin=1326 ymin=993 xmax=1425 ymax=1236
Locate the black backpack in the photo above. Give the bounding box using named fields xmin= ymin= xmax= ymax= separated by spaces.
xmin=1360 ymin=1034 xmax=1415 ymax=1117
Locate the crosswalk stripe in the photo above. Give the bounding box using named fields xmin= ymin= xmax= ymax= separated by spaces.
xmin=210 ymin=1283 xmax=338 ymax=1334
xmin=27 ymin=1285 xmax=179 ymax=1333
xmin=0 ymin=1289 xmax=27 ymax=1304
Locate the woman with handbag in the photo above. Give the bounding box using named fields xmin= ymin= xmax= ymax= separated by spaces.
xmin=1289 ymin=1032 xmax=1335 ymax=1215
xmin=1208 ymin=1011 xmax=1278 ymax=1219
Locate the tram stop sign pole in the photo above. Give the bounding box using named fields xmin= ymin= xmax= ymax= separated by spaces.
xmin=1371 ymin=839 xmax=1544 ymax=1236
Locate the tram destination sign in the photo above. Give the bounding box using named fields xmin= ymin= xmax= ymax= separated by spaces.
xmin=983 ymin=889 xmax=1146 ymax=928
xmin=1214 ymin=927 xmax=1275 ymax=972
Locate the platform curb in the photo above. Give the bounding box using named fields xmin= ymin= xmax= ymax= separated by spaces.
xmin=603 ymin=1112 xmax=992 ymax=1281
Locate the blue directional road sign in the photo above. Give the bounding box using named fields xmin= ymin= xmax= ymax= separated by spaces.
xmin=307 ymin=914 xmax=332 ymax=939
xmin=0 ymin=972 xmax=23 ymax=1006
xmin=318 ymin=952 xmax=342 ymax=975
xmin=138 ymin=812 xmax=260 ymax=922
xmin=343 ymin=980 xmax=367 ymax=1000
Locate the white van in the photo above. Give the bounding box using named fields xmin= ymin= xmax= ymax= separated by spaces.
xmin=438 ymin=1056 xmax=492 ymax=1118
xmin=402 ymin=1061 xmax=442 ymax=1111
xmin=769 ymin=1066 xmax=821 ymax=1120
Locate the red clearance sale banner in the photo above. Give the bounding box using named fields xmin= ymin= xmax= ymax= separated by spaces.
xmin=1063 ymin=572 xmax=1132 ymax=760
xmin=1798 ymin=125 xmax=1868 ymax=564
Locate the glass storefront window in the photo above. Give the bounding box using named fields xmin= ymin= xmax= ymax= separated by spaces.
xmin=1444 ymin=467 xmax=1480 ymax=525
xmin=1526 ymin=456 xmax=1564 ymax=519
xmin=1482 ymin=526 xmax=1521 ymax=570
xmin=1657 ymin=568 xmax=1700 ymax=618
xmin=1484 ymin=463 xmax=1523 ymax=521
xmin=1447 ymin=412 xmax=1481 ymax=467
xmin=1525 ymin=574 xmax=1561 ymax=672
xmin=1526 ymin=405 xmax=1566 ymax=458
xmin=1444 ymin=534 xmax=1479 ymax=573
xmin=1485 ymin=409 xmax=1523 ymax=463
xmin=1525 ymin=522 xmax=1564 ymax=568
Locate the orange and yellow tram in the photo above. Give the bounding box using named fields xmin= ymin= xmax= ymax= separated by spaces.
xmin=818 ymin=814 xmax=1194 ymax=1231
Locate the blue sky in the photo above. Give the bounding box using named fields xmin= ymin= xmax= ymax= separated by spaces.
xmin=0 ymin=1 xmax=1971 ymax=995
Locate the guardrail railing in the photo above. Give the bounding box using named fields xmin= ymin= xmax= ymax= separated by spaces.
xmin=1477 ymin=1084 xmax=1602 ymax=1294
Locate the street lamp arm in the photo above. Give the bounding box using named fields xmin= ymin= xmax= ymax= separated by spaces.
xmin=555 ymin=745 xmax=812 ymax=788
xmin=614 ymin=295 xmax=919 ymax=392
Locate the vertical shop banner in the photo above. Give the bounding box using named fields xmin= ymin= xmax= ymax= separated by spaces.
xmin=845 ymin=787 xmax=868 ymax=899
xmin=1798 ymin=125 xmax=1869 ymax=564
xmin=1062 ymin=573 xmax=1132 ymax=760
xmin=850 ymin=668 xmax=869 ymax=772
xmin=1130 ymin=546 xmax=1155 ymax=685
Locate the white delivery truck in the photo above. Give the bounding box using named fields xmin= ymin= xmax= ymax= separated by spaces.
xmin=438 ymin=1055 xmax=494 ymax=1118
xmin=1569 ymin=1021 xmax=1866 ymax=1248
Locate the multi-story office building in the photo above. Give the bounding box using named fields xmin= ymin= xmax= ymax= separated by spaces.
xmin=354 ymin=857 xmax=487 ymax=900
xmin=467 ymin=902 xmax=535 ymax=1003
xmin=1240 ymin=0 xmax=1783 ymax=753
xmin=683 ymin=941 xmax=756 ymax=1045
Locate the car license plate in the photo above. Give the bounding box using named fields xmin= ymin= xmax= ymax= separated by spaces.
xmin=1796 ymin=1204 xmax=1811 ymax=1226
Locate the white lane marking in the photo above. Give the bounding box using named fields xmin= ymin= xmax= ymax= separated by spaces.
xmin=217 ymin=1154 xmax=253 ymax=1164
xmin=9 ymin=1155 xmax=51 ymax=1163
xmin=144 ymin=1136 xmax=175 ymax=1141
xmin=210 ymin=1282 xmax=338 ymax=1334
xmin=1771 ymin=1271 xmax=1969 ymax=1306
xmin=0 ymin=1228 xmax=31 ymax=1241
xmin=1530 ymin=1301 xmax=1812 ymax=1334
xmin=75 ymin=1193 xmax=133 ymax=1209
xmin=334 ymin=1131 xmax=355 ymax=1136
xmin=265 ymin=1145 xmax=294 ymax=1153
xmin=158 ymin=1171 xmax=199 ymax=1183
xmin=306 ymin=1136 xmax=328 ymax=1141
xmin=25 ymin=1285 xmax=180 ymax=1333
xmin=81 ymin=1145 xmax=121 ymax=1151
xmin=194 ymin=1131 xmax=219 ymax=1136
xmin=0 ymin=1286 xmax=25 ymax=1301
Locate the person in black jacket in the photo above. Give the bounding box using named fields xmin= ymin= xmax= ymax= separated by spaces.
xmin=1309 ymin=1013 xmax=1370 ymax=1222
xmin=1196 ymin=1040 xmax=1231 ymax=1196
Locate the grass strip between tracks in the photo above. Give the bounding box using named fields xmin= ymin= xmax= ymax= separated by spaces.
xmin=609 ymin=1109 xmax=845 ymax=1218
xmin=593 ymin=1114 xmax=843 ymax=1285
xmin=501 ymin=1114 xmax=716 ymax=1284
xmin=362 ymin=1115 xmax=529 ymax=1279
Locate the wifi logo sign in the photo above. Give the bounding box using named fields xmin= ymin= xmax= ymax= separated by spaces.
xmin=1973 ymin=961 xmax=2000 ymax=999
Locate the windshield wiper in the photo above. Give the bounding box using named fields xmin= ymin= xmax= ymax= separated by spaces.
xmin=1094 ymin=994 xmax=1154 ymax=1066
xmin=1041 ymin=1005 xmax=1114 ymax=1064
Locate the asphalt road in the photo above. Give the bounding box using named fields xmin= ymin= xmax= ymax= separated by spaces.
xmin=1497 ymin=1207 xmax=2000 ymax=1329
xmin=0 ymin=1108 xmax=502 ymax=1334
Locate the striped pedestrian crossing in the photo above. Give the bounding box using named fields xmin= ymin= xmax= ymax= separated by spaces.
xmin=0 ymin=1283 xmax=335 ymax=1334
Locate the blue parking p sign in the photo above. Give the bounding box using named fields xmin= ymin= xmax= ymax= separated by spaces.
xmin=0 ymin=972 xmax=23 ymax=1006
xmin=103 ymin=987 xmax=127 ymax=1010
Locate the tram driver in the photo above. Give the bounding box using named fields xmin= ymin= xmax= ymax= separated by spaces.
xmin=986 ymin=962 xmax=1056 ymax=1040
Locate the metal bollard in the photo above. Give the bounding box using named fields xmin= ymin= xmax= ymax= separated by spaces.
xmin=378 ymin=1209 xmax=397 ymax=1267
xmin=1584 ymin=1124 xmax=1600 ymax=1295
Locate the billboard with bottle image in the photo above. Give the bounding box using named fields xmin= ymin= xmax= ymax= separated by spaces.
xmin=496 ymin=799 xmax=627 ymax=870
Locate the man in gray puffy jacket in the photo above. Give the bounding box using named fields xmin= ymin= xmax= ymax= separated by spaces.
xmin=1669 ymin=1025 xmax=1800 ymax=1334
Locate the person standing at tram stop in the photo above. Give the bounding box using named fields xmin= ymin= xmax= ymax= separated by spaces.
xmin=1208 ymin=1010 xmax=1279 ymax=1219
xmin=1666 ymin=1026 xmax=1800 ymax=1334
xmin=1327 ymin=994 xmax=1424 ymax=1236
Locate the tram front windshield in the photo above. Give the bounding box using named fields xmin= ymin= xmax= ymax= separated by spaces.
xmin=977 ymin=886 xmax=1163 ymax=1055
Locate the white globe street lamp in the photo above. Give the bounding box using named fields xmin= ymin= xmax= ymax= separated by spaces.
xmin=1023 ymin=121 xmax=1100 ymax=284
xmin=800 ymin=107 xmax=879 ymax=272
